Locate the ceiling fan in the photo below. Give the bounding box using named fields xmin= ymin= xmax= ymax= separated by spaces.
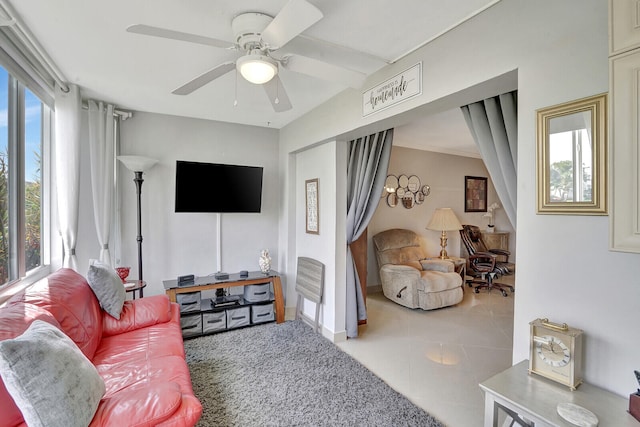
xmin=127 ymin=0 xmax=368 ymax=112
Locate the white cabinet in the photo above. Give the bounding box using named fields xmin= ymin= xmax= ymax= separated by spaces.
xmin=610 ymin=1 xmax=640 ymax=253
xmin=610 ymin=0 xmax=640 ymax=55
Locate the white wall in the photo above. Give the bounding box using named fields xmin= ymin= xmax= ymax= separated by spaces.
xmin=367 ymin=146 xmax=515 ymax=287
xmin=295 ymin=141 xmax=345 ymax=337
xmin=279 ymin=0 xmax=640 ymax=396
xmin=116 ymin=112 xmax=279 ymax=297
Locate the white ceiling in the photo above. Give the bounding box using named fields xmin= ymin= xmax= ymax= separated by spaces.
xmin=7 ymin=0 xmax=494 ymax=155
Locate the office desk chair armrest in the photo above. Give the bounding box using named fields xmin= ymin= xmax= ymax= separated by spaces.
xmin=488 ymin=248 xmax=511 ymax=262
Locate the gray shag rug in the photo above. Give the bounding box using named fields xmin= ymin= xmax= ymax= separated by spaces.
xmin=185 ymin=320 xmax=444 ymax=427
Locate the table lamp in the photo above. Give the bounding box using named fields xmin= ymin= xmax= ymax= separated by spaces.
xmin=426 ymin=207 xmax=463 ymax=259
xmin=118 ymin=155 xmax=158 ymax=287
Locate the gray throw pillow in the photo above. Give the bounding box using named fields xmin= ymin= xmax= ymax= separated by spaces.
xmin=87 ymin=259 xmax=126 ymax=319
xmin=0 ymin=320 xmax=105 ymax=427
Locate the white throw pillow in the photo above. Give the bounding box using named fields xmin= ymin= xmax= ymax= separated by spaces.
xmin=0 ymin=320 xmax=105 ymax=427
xmin=87 ymin=259 xmax=126 ymax=319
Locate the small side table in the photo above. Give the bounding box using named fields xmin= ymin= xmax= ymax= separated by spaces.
xmin=480 ymin=360 xmax=638 ymax=426
xmin=124 ymin=280 xmax=146 ymax=299
xmin=446 ymin=256 xmax=466 ymax=282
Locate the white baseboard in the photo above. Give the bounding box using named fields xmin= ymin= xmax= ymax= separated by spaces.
xmin=284 ymin=306 xmax=346 ymax=343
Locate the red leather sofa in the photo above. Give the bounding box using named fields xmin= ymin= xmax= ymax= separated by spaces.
xmin=0 ymin=268 xmax=202 ymax=426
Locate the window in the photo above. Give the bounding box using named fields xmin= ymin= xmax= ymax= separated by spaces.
xmin=0 ymin=65 xmax=49 ymax=286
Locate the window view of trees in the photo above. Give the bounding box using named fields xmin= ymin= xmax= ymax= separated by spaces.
xmin=0 ymin=151 xmax=8 ymax=282
xmin=24 ymin=90 xmax=42 ymax=274
xmin=549 ymin=129 xmax=592 ymax=203
xmin=0 ymin=67 xmax=44 ymax=285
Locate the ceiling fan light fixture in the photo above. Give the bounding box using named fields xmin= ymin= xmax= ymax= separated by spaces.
xmin=237 ymin=53 xmax=277 ymax=84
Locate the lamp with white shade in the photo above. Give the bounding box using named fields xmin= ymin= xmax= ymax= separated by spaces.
xmin=118 ymin=155 xmax=158 ymax=290
xmin=426 ymin=207 xmax=463 ymax=259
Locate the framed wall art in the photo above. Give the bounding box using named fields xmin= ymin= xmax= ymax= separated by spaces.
xmin=305 ymin=178 xmax=319 ymax=234
xmin=465 ymin=176 xmax=487 ymax=212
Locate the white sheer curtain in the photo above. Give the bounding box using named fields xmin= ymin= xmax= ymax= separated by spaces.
xmin=54 ymin=84 xmax=82 ymax=270
xmin=346 ymin=129 xmax=393 ymax=338
xmin=461 ymin=91 xmax=517 ymax=227
xmin=88 ymin=100 xmax=115 ymax=265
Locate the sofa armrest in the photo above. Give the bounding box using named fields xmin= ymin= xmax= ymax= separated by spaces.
xmin=380 ymin=264 xmax=421 ymax=274
xmin=102 ymin=295 xmax=172 ymax=337
xmin=419 ymin=259 xmax=454 ymax=273
xmin=379 ymin=264 xmax=421 ymax=286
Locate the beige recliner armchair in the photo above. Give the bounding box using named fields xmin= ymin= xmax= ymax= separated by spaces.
xmin=373 ymin=229 xmax=463 ymax=310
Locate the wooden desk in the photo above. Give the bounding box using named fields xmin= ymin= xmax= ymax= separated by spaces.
xmin=480 ymin=360 xmax=637 ymax=426
xmin=163 ymin=272 xmax=284 ymax=324
xmin=481 ymin=231 xmax=509 ymax=251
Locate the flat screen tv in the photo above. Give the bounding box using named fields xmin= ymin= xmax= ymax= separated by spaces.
xmin=175 ymin=160 xmax=263 ymax=213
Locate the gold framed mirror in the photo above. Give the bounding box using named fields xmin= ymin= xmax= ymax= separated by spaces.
xmin=536 ymin=93 xmax=607 ymax=215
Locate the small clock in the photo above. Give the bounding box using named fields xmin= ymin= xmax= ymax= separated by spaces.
xmin=529 ymin=318 xmax=583 ymax=390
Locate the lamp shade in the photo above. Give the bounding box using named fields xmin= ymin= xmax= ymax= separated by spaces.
xmin=117 ymin=156 xmax=158 ymax=173
xmin=236 ymin=53 xmax=277 ymax=84
xmin=426 ymin=208 xmax=463 ymax=231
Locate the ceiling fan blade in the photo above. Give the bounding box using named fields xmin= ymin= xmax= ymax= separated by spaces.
xmin=284 ymin=55 xmax=366 ymax=89
xmin=261 ymin=0 xmax=323 ymax=49
xmin=127 ymin=24 xmax=235 ymax=49
xmin=285 ymin=35 xmax=390 ymax=73
xmin=172 ymin=62 xmax=235 ymax=95
xmin=263 ymin=76 xmax=292 ymax=112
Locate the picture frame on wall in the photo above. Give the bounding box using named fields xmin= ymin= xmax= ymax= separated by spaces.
xmin=305 ymin=178 xmax=319 ymax=234
xmin=465 ymin=176 xmax=487 ymax=212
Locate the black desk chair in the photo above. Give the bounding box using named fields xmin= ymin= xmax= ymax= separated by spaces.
xmin=460 ymin=224 xmax=514 ymax=297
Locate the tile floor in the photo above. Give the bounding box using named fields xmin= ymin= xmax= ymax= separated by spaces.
xmin=336 ymin=278 xmax=515 ymax=427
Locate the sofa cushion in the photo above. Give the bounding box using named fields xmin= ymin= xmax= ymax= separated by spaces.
xmin=7 ymin=268 xmax=104 ymax=359
xmin=87 ymin=259 xmax=126 ymax=319
xmin=373 ymin=228 xmax=421 ymax=251
xmin=94 ymin=304 xmax=185 ymax=366
xmin=373 ymin=229 xmax=426 ymax=267
xmin=102 ymin=295 xmax=172 ymax=337
xmin=377 ymin=246 xmax=425 ymax=267
xmin=90 ymin=382 xmax=182 ymax=427
xmin=94 ymin=355 xmax=201 ymax=426
xmin=0 ymin=303 xmax=62 ymax=427
xmin=0 ymin=320 xmax=105 ymax=427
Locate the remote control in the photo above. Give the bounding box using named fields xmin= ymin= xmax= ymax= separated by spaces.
xmin=240 ymin=270 xmax=248 ymax=277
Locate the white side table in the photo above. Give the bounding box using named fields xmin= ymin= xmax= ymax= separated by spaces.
xmin=480 ymin=360 xmax=637 ymax=427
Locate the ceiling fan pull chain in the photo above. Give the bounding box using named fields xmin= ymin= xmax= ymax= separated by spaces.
xmin=233 ymin=69 xmax=238 ymax=107
xmin=275 ymin=78 xmax=280 ymax=105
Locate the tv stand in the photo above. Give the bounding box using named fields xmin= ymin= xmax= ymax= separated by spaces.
xmin=163 ymin=271 xmax=285 ymax=337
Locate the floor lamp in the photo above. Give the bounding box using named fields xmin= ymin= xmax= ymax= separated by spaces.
xmin=118 ymin=155 xmax=158 ymax=291
xmin=426 ymin=207 xmax=463 ymax=259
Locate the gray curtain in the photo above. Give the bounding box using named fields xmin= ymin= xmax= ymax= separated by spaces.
xmin=346 ymin=129 xmax=393 ymax=338
xmin=461 ymin=91 xmax=517 ymax=227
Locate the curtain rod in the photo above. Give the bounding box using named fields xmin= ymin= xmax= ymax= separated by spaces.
xmin=0 ymin=0 xmax=69 ymax=92
xmin=81 ymin=101 xmax=133 ymax=120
